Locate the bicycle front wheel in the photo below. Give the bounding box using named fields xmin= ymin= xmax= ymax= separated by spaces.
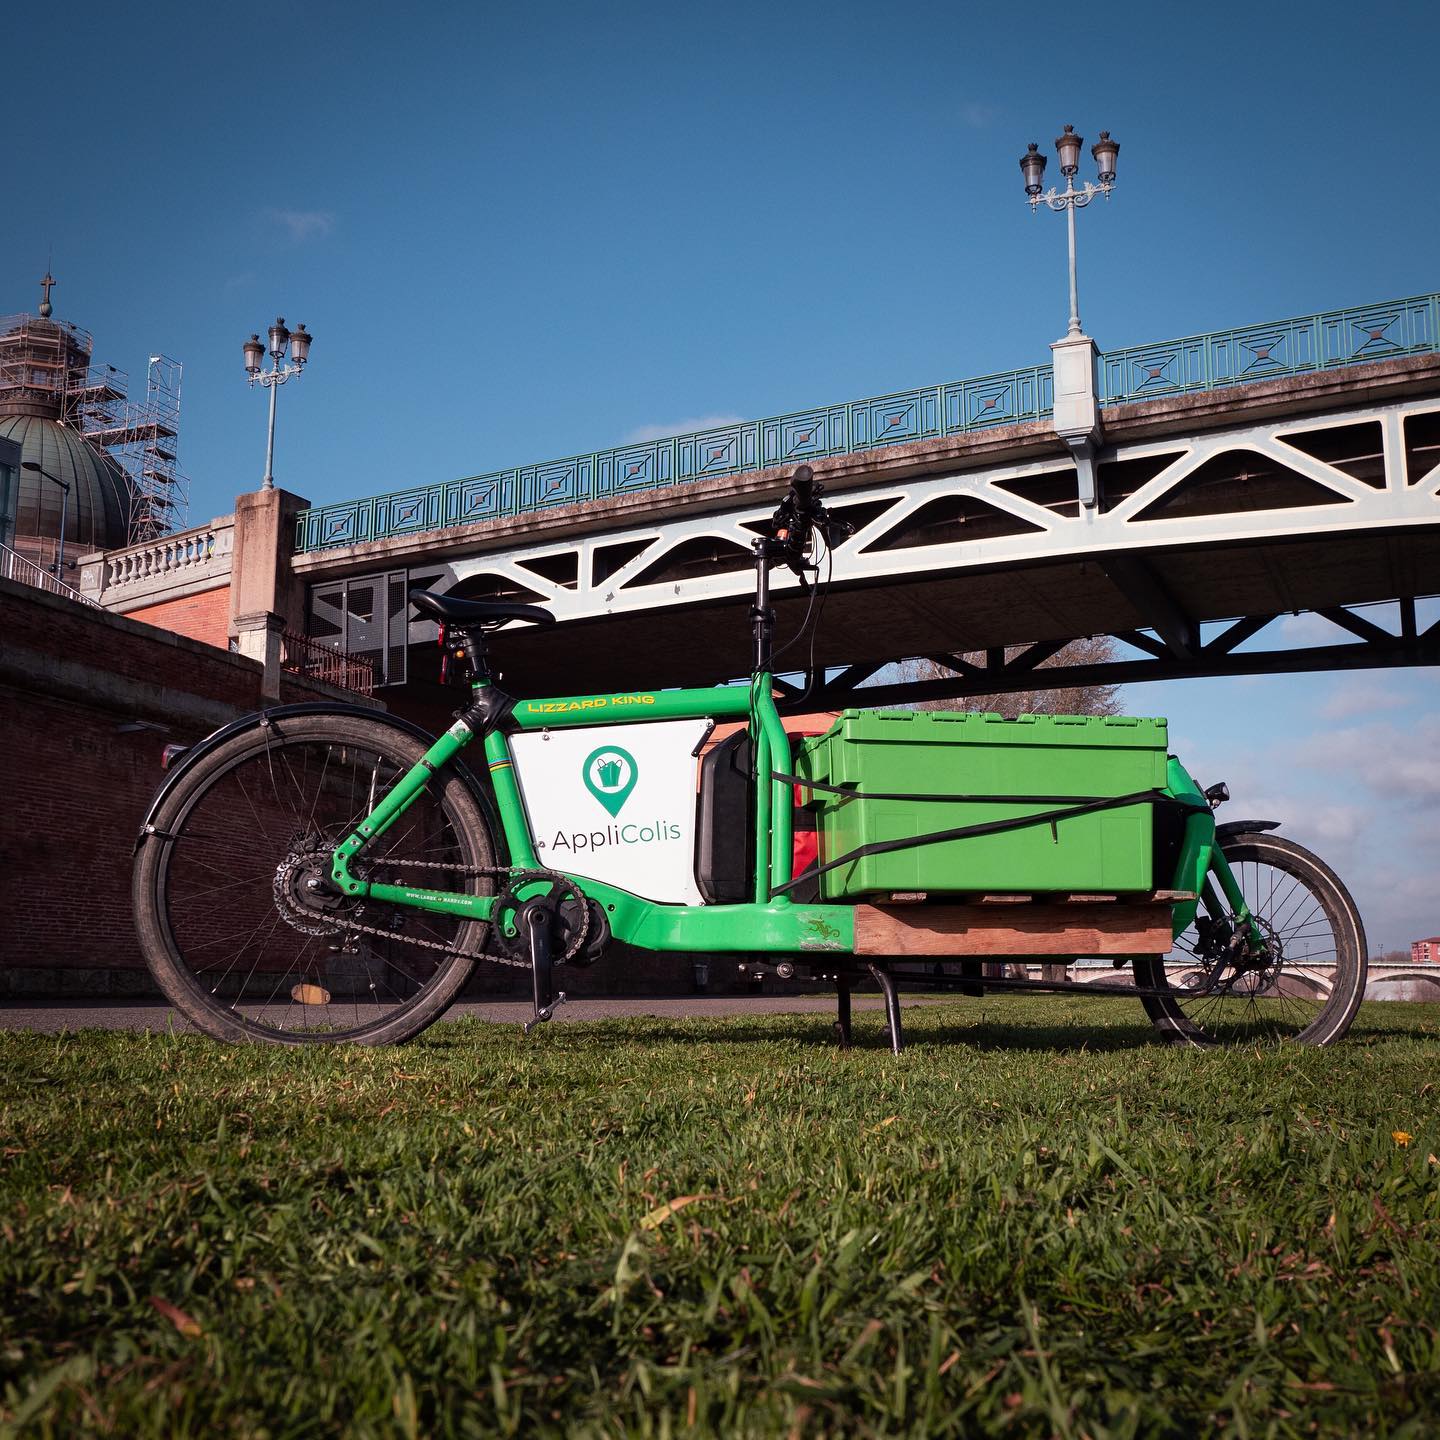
xmin=133 ymin=711 xmax=500 ymax=1045
xmin=1134 ymin=830 xmax=1367 ymax=1046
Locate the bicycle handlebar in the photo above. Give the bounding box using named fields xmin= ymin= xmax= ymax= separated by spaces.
xmin=768 ymin=465 xmax=850 ymax=578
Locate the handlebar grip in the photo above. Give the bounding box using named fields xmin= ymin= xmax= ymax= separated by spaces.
xmin=790 ymin=464 xmax=815 ymax=506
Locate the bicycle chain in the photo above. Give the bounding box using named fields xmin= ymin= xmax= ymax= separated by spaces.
xmin=292 ymin=860 xmax=589 ymax=971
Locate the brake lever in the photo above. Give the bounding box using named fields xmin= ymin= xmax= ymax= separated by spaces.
xmin=815 ymin=506 xmax=853 ymax=547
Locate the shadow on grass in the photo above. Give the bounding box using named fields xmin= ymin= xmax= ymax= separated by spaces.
xmin=426 ymin=1006 xmax=1166 ymax=1055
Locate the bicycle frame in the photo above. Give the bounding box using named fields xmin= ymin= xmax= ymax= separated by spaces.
xmin=327 ymin=673 xmax=1262 ymax=960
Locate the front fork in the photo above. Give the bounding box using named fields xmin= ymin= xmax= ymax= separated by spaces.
xmin=1205 ymin=847 xmax=1266 ymax=956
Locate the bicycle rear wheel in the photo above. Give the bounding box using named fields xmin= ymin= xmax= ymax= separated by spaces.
xmin=1134 ymin=830 xmax=1367 ymax=1046
xmin=133 ymin=712 xmax=500 ymax=1045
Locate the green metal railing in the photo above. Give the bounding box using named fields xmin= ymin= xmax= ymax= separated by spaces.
xmin=293 ymin=290 xmax=1440 ymax=554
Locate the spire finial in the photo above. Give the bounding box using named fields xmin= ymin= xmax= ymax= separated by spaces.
xmin=38 ymin=271 xmax=55 ymax=319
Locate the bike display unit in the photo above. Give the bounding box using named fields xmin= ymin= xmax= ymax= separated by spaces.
xmin=133 ymin=468 xmax=1368 ymax=1051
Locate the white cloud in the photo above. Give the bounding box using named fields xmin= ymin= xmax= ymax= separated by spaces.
xmin=1372 ymin=870 xmax=1439 ymax=908
xmin=1319 ymin=680 xmax=1415 ymax=720
xmin=1293 ymin=715 xmax=1440 ymax=804
xmin=622 ymin=414 xmax=746 ymax=444
xmin=1275 ymin=612 xmax=1349 ymax=647
xmin=264 ymin=208 xmax=336 ymax=243
xmin=1272 ymin=799 xmax=1370 ymax=853
xmin=960 ymin=101 xmax=999 ymax=129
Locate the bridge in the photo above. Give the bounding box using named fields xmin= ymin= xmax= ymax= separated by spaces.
xmin=84 ymin=291 xmax=1440 ymax=708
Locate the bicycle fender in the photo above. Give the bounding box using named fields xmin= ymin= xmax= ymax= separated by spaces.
xmin=133 ymin=702 xmax=498 ymax=851
xmin=1215 ymin=819 xmax=1281 ymax=842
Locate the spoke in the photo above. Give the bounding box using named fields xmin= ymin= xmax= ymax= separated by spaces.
xmin=168 ymin=870 xmax=280 ymax=905
xmin=264 ymin=740 xmax=308 ymax=834
xmin=303 ymin=743 xmax=332 ymax=834
xmin=1270 ymin=882 xmax=1316 ymax=938
xmin=233 ymin=771 xmax=289 ymax=850
xmin=208 ymin=907 xmax=289 ymax=1001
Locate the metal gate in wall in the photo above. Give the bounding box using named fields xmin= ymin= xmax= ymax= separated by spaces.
xmin=307 ymin=570 xmax=410 ymax=687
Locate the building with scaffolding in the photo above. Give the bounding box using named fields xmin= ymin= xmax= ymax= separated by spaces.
xmin=0 ymin=275 xmax=186 ymax=583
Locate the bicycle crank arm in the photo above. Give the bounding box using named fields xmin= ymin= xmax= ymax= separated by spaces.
xmin=522 ymin=898 xmax=561 ymax=1033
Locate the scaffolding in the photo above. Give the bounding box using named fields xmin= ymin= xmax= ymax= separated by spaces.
xmin=0 ymin=309 xmax=187 ymax=545
xmin=80 ymin=355 xmax=188 ymax=542
xmin=0 ymin=313 xmax=96 ymax=414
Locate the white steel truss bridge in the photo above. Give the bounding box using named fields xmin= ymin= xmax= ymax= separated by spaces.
xmin=295 ymin=340 xmax=1440 ymax=706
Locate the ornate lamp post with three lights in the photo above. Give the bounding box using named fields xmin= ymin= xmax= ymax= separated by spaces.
xmin=1020 ymin=125 xmax=1119 ymax=339
xmin=1018 ymin=126 xmax=1119 ymax=511
xmin=243 ymin=317 xmax=313 ymax=492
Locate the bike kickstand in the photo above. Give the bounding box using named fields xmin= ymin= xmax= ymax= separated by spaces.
xmin=867 ymin=962 xmax=904 ymax=1055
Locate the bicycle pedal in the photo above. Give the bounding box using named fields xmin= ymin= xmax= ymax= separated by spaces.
xmin=522 ymin=991 xmax=569 ymax=1036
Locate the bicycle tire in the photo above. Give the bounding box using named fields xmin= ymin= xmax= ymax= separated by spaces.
xmin=133 ymin=710 xmax=499 ymax=1046
xmin=1134 ymin=831 xmax=1367 ymax=1047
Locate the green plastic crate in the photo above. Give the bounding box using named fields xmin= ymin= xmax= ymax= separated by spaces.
xmin=794 ymin=711 xmax=1168 ymax=900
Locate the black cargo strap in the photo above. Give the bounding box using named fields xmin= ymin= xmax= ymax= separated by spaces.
xmin=774 ymin=772 xmax=1115 ymax=806
xmin=767 ymin=772 xmax=1205 ymax=898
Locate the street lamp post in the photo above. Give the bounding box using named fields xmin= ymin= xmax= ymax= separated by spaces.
xmin=21 ymin=460 xmax=71 ymax=577
xmin=243 ymin=317 xmax=313 ymax=491
xmin=1020 ymin=126 xmax=1119 ymax=337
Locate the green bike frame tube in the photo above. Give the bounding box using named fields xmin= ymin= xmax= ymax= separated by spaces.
xmin=509 ymin=687 xmax=753 ymax=728
xmin=754 ymin=676 xmax=793 ymax=903
xmin=482 ymin=726 xmax=539 ymax=869
xmin=1208 ymin=852 xmax=1264 ymax=949
xmin=352 ymin=877 xmax=855 ymax=954
xmin=1163 ymin=756 xmax=1212 ymax=938
xmin=330 ymin=716 xmax=478 ymax=894
xmin=753 ymin=720 xmax=773 ymax=903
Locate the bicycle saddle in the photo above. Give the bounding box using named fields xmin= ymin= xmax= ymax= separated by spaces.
xmin=408 ymin=589 xmax=556 ymax=628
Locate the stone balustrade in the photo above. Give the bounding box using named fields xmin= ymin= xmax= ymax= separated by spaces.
xmin=78 ymin=515 xmax=234 ymax=611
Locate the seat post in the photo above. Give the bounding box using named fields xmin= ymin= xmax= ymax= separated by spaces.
xmin=457 ymin=626 xmax=494 ymax=684
xmin=751 ymin=537 xmax=777 ymax=673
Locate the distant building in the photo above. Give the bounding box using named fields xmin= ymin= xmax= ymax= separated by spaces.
xmin=1411 ymin=937 xmax=1440 ymax=964
xmin=0 ymin=273 xmax=185 ymax=583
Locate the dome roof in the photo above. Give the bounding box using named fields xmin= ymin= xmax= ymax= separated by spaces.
xmin=0 ymin=414 xmax=131 ymax=556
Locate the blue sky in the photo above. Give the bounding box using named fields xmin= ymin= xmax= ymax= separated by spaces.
xmin=4 ymin=0 xmax=1437 ymax=949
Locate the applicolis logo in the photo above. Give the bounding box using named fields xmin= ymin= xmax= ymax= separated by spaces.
xmin=581 ymin=746 xmax=638 ymax=817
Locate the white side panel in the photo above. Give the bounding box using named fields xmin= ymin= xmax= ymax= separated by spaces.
xmin=510 ymin=719 xmax=711 ymax=904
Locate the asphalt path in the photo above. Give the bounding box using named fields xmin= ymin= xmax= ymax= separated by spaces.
xmin=0 ymin=994 xmax=925 ymax=1035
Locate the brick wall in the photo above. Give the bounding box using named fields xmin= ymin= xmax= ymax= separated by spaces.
xmin=0 ymin=579 xmax=364 ymax=995
xmin=125 ymin=583 xmax=233 ymax=650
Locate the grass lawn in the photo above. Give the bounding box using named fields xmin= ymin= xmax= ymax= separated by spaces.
xmin=2 ymin=995 xmax=1438 ymax=1438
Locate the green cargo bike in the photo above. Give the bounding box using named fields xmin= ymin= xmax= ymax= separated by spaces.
xmin=132 ymin=468 xmax=1368 ymax=1052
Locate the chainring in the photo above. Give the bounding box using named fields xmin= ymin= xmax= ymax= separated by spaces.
xmin=489 ymin=870 xmax=605 ymax=966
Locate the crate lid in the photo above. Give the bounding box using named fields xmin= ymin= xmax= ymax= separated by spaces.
xmin=814 ymin=710 xmax=1169 ymax=748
